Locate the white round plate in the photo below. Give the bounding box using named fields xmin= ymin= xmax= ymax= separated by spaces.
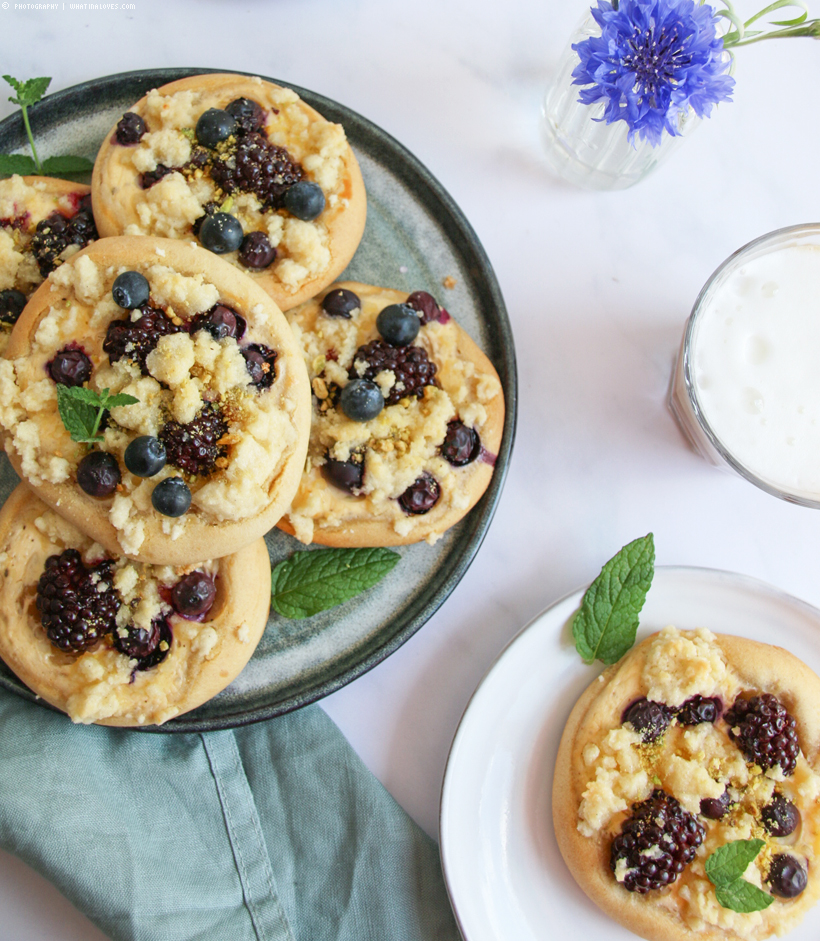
xmin=439 ymin=565 xmax=820 ymax=941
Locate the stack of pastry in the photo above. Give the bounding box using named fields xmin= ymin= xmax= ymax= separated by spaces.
xmin=0 ymin=72 xmax=506 ymax=726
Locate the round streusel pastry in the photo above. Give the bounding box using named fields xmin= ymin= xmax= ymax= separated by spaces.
xmin=0 ymin=484 xmax=271 ymax=726
xmin=0 ymin=175 xmax=97 ymax=353
xmin=0 ymin=236 xmax=311 ymax=565
xmin=279 ymin=281 xmax=504 ymax=546
xmin=91 ymin=73 xmax=366 ymax=311
xmin=553 ymin=626 xmax=820 ymax=941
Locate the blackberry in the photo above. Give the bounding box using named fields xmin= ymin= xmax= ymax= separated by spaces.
xmin=621 ymin=698 xmax=673 ymax=743
xmin=243 ymin=344 xmax=278 ymax=389
xmin=725 ymin=693 xmax=800 ymax=775
xmin=35 ymin=549 xmax=120 ymax=653
xmin=30 ymin=200 xmax=98 ymax=277
xmin=767 ymin=854 xmax=807 ymax=898
xmin=349 ymin=339 xmax=437 ymax=406
xmin=762 ymin=794 xmax=800 ymax=837
xmin=47 ymin=346 xmax=92 ymax=386
xmin=114 ymin=614 xmax=172 ymax=670
xmin=676 ymin=695 xmax=721 ymax=726
xmin=159 ymin=405 xmax=228 ymax=476
xmin=0 ymin=288 xmax=27 ymax=326
xmin=610 ymin=790 xmax=705 ymax=893
xmin=103 ymin=305 xmax=184 ymax=370
xmin=210 ymin=132 xmax=303 ymax=211
xmin=398 ymin=473 xmax=440 ymax=515
xmin=115 ymin=112 xmax=147 ymax=145
xmin=225 ymin=97 xmax=267 ymax=135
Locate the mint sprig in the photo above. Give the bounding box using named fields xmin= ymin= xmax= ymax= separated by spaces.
xmin=705 ymin=839 xmax=774 ymax=913
xmin=1 ymin=75 xmax=93 ymax=178
xmin=572 ymin=533 xmax=655 ymax=664
xmin=56 ymin=385 xmax=138 ymax=444
xmin=271 ymin=547 xmax=400 ymax=619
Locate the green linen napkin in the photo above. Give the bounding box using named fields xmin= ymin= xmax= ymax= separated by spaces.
xmin=0 ymin=688 xmax=461 ymax=941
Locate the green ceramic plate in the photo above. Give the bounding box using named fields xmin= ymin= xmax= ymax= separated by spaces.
xmin=0 ymin=68 xmax=517 ymax=732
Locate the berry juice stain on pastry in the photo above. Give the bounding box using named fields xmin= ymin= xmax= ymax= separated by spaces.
xmin=91 ymin=73 xmax=366 ymax=311
xmin=0 ymin=236 xmax=311 ymax=565
xmin=553 ymin=626 xmax=820 ymax=941
xmin=279 ymin=281 xmax=505 ymax=547
xmin=0 ymin=175 xmax=98 ymax=353
xmin=0 ymin=485 xmax=270 ymax=726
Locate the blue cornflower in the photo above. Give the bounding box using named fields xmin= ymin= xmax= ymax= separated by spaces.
xmin=572 ymin=0 xmax=735 ymax=146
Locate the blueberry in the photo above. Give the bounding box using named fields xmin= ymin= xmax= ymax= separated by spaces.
xmin=242 ymin=344 xmax=277 ymax=389
xmin=112 ymin=271 xmax=150 ymax=309
xmin=190 ymin=304 xmax=246 ymax=340
xmin=76 ymin=451 xmax=121 ymax=497
xmin=339 ymin=379 xmax=384 ymax=422
xmin=199 ymin=213 xmax=244 ymax=254
xmin=322 ymin=455 xmax=364 ymax=493
xmin=0 ymin=288 xmax=27 ymax=325
xmin=115 ymin=112 xmax=146 ymax=145
xmin=621 ymin=698 xmax=672 ymax=743
xmin=124 ymin=436 xmax=166 ymax=477
xmin=700 ymin=790 xmax=732 ymax=820
xmin=441 ymin=421 xmax=480 ymax=466
xmin=195 ymin=108 xmax=237 ymax=148
xmin=225 ymin=97 xmax=266 ymax=134
xmin=151 ymin=477 xmax=192 ymax=517
xmin=376 ymin=303 xmax=420 ymax=347
xmin=322 ymin=288 xmax=360 ymax=319
xmin=762 ymin=795 xmax=801 ymax=837
xmin=172 ymin=572 xmax=217 ymax=619
xmin=768 ymin=854 xmax=807 ymax=898
xmin=398 ymin=473 xmax=441 ymax=515
xmin=283 ymin=181 xmax=326 ymax=221
xmin=48 ymin=347 xmax=92 ymax=387
xmin=238 ymin=231 xmax=276 ymax=269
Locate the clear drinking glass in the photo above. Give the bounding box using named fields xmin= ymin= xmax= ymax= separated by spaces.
xmin=669 ymin=223 xmax=820 ymax=508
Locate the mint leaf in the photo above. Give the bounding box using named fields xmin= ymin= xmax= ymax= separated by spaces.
xmin=56 ymin=385 xmax=139 ymax=443
xmin=0 ymin=154 xmax=37 ymax=176
xmin=56 ymin=384 xmax=101 ymax=443
xmin=40 ymin=155 xmax=94 ymax=175
xmin=705 ymin=840 xmax=774 ymax=914
xmin=572 ymin=533 xmax=655 ymax=664
xmin=271 ymin=547 xmax=400 ymax=618
xmin=103 ymin=392 xmax=139 ymax=409
xmin=714 ymin=881 xmax=774 ymax=914
xmin=706 ymin=839 xmax=765 ymax=887
xmin=3 ymin=75 xmax=51 ymax=107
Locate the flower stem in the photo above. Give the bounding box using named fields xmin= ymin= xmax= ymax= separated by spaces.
xmin=19 ymin=103 xmax=41 ymax=172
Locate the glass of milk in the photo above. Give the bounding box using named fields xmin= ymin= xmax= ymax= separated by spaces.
xmin=669 ymin=223 xmax=820 ymax=507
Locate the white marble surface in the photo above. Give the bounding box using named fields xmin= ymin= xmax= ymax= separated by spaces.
xmin=2 ymin=0 xmax=820 ymax=937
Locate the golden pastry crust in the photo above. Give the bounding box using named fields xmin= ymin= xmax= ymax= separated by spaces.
xmin=279 ymin=281 xmax=505 ymax=546
xmin=553 ymin=628 xmax=820 ymax=941
xmin=0 ymin=175 xmax=94 ymax=353
xmin=91 ymin=73 xmax=367 ymax=311
xmin=0 ymin=485 xmax=271 ymax=727
xmin=0 ymin=236 xmax=311 ymax=565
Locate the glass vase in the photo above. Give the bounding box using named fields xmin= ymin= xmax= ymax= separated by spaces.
xmin=540 ymin=12 xmax=700 ymax=191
